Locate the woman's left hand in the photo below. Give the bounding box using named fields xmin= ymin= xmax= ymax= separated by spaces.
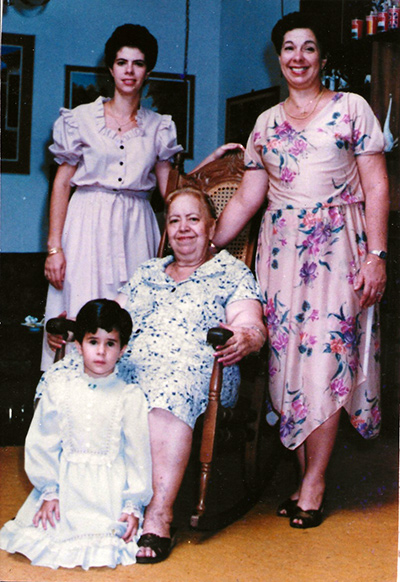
xmin=190 ymin=142 xmax=245 ymax=174
xmin=214 ymin=322 xmax=265 ymax=366
xmin=211 ymin=142 xmax=245 ymax=161
xmin=119 ymin=513 xmax=139 ymax=543
xmin=354 ymin=254 xmax=387 ymax=308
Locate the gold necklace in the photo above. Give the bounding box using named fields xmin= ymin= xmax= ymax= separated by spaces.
xmin=107 ymin=105 xmax=137 ymax=132
xmin=284 ymin=87 xmax=325 ymax=120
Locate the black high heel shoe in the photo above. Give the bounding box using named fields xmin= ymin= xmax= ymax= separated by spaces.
xmin=276 ymin=498 xmax=299 ymax=518
xmin=289 ymin=502 xmax=325 ymax=529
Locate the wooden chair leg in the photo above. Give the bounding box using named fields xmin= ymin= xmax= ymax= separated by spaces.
xmin=54 ymin=345 xmax=66 ymax=363
xmin=190 ymin=358 xmax=223 ymax=528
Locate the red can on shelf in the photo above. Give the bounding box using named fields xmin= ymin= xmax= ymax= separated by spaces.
xmin=351 ymin=18 xmax=363 ymax=39
xmin=377 ymin=11 xmax=389 ymax=32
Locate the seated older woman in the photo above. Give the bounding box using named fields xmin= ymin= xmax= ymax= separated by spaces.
xmin=40 ymin=186 xmax=265 ymax=564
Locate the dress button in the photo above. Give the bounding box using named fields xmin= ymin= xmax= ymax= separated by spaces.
xmin=113 ymin=188 xmax=117 ymax=192
xmin=120 ymin=161 xmax=124 ymax=166
xmin=118 ymin=177 xmax=122 ymax=182
xmin=120 ymin=145 xmax=124 ymax=150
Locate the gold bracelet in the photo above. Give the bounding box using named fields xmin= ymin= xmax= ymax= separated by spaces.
xmin=47 ymin=247 xmax=63 ymax=256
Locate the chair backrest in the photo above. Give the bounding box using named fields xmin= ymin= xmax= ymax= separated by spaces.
xmin=158 ymin=150 xmax=262 ymax=270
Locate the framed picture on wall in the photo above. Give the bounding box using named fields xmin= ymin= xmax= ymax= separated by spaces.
xmin=225 ymin=86 xmax=280 ymax=146
xmin=1 ymin=33 xmax=35 ymax=174
xmin=65 ymin=66 xmax=195 ymax=158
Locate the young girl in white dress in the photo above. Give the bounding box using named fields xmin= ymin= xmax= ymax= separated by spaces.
xmin=0 ymin=299 xmax=152 ymax=570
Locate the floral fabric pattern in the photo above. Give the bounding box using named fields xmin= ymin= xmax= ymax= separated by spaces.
xmin=117 ymin=250 xmax=261 ymax=428
xmin=245 ymin=93 xmax=384 ymax=449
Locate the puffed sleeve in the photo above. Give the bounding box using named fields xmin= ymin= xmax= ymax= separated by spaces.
xmin=349 ymin=93 xmax=385 ymax=156
xmin=244 ymin=110 xmax=269 ymax=170
xmin=155 ymin=114 xmax=184 ymax=161
xmin=25 ymin=383 xmax=62 ymax=505
xmin=49 ymin=107 xmax=83 ymax=166
xmin=120 ymin=386 xmax=153 ymax=517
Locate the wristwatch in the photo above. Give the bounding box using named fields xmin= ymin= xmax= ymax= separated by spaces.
xmin=368 ymin=249 xmax=387 ymax=260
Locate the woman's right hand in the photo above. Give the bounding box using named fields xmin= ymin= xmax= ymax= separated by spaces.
xmin=45 ymin=251 xmax=66 ymax=290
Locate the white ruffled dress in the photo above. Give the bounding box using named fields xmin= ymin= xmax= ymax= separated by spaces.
xmin=0 ymin=372 xmax=153 ymax=570
xmin=41 ymin=96 xmax=183 ymax=370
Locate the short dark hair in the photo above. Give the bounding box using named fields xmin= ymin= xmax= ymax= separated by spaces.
xmin=104 ymin=24 xmax=158 ymax=70
xmin=271 ymin=11 xmax=329 ymax=58
xmin=75 ymin=299 xmax=132 ymax=347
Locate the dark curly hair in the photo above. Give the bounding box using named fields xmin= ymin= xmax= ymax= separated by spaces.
xmin=75 ymin=299 xmax=133 ymax=347
xmin=271 ymin=11 xmax=330 ymax=59
xmin=104 ymin=24 xmax=158 ymax=70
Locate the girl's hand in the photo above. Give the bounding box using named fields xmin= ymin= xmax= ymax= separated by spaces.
xmin=354 ymin=254 xmax=386 ymax=308
xmin=33 ymin=499 xmax=60 ymax=530
xmin=45 ymin=251 xmax=66 ymax=290
xmin=214 ymin=322 xmax=265 ymax=366
xmin=119 ymin=513 xmax=139 ymax=543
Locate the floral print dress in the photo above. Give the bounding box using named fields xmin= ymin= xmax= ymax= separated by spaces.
xmin=245 ymin=92 xmax=384 ymax=449
xmin=117 ymin=250 xmax=261 ymax=428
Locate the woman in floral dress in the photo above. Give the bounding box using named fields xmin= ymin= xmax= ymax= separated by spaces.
xmin=214 ymin=11 xmax=389 ymax=528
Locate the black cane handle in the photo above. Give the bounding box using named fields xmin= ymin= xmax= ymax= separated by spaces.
xmin=46 ymin=318 xmax=75 ymax=339
xmin=207 ymin=327 xmax=234 ymax=349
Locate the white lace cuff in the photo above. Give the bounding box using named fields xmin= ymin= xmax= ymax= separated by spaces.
xmin=37 ymin=486 xmax=59 ymax=508
xmin=121 ymin=500 xmax=141 ymax=519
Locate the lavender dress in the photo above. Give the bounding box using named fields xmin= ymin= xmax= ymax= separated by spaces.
xmin=41 ymin=96 xmax=182 ymax=370
xmin=245 ymin=92 xmax=384 ymax=449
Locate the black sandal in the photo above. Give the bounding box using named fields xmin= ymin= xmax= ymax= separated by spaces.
xmin=136 ymin=530 xmax=177 ymax=564
xmin=276 ymin=497 xmax=298 ymax=518
xmin=289 ymin=505 xmax=324 ymax=529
